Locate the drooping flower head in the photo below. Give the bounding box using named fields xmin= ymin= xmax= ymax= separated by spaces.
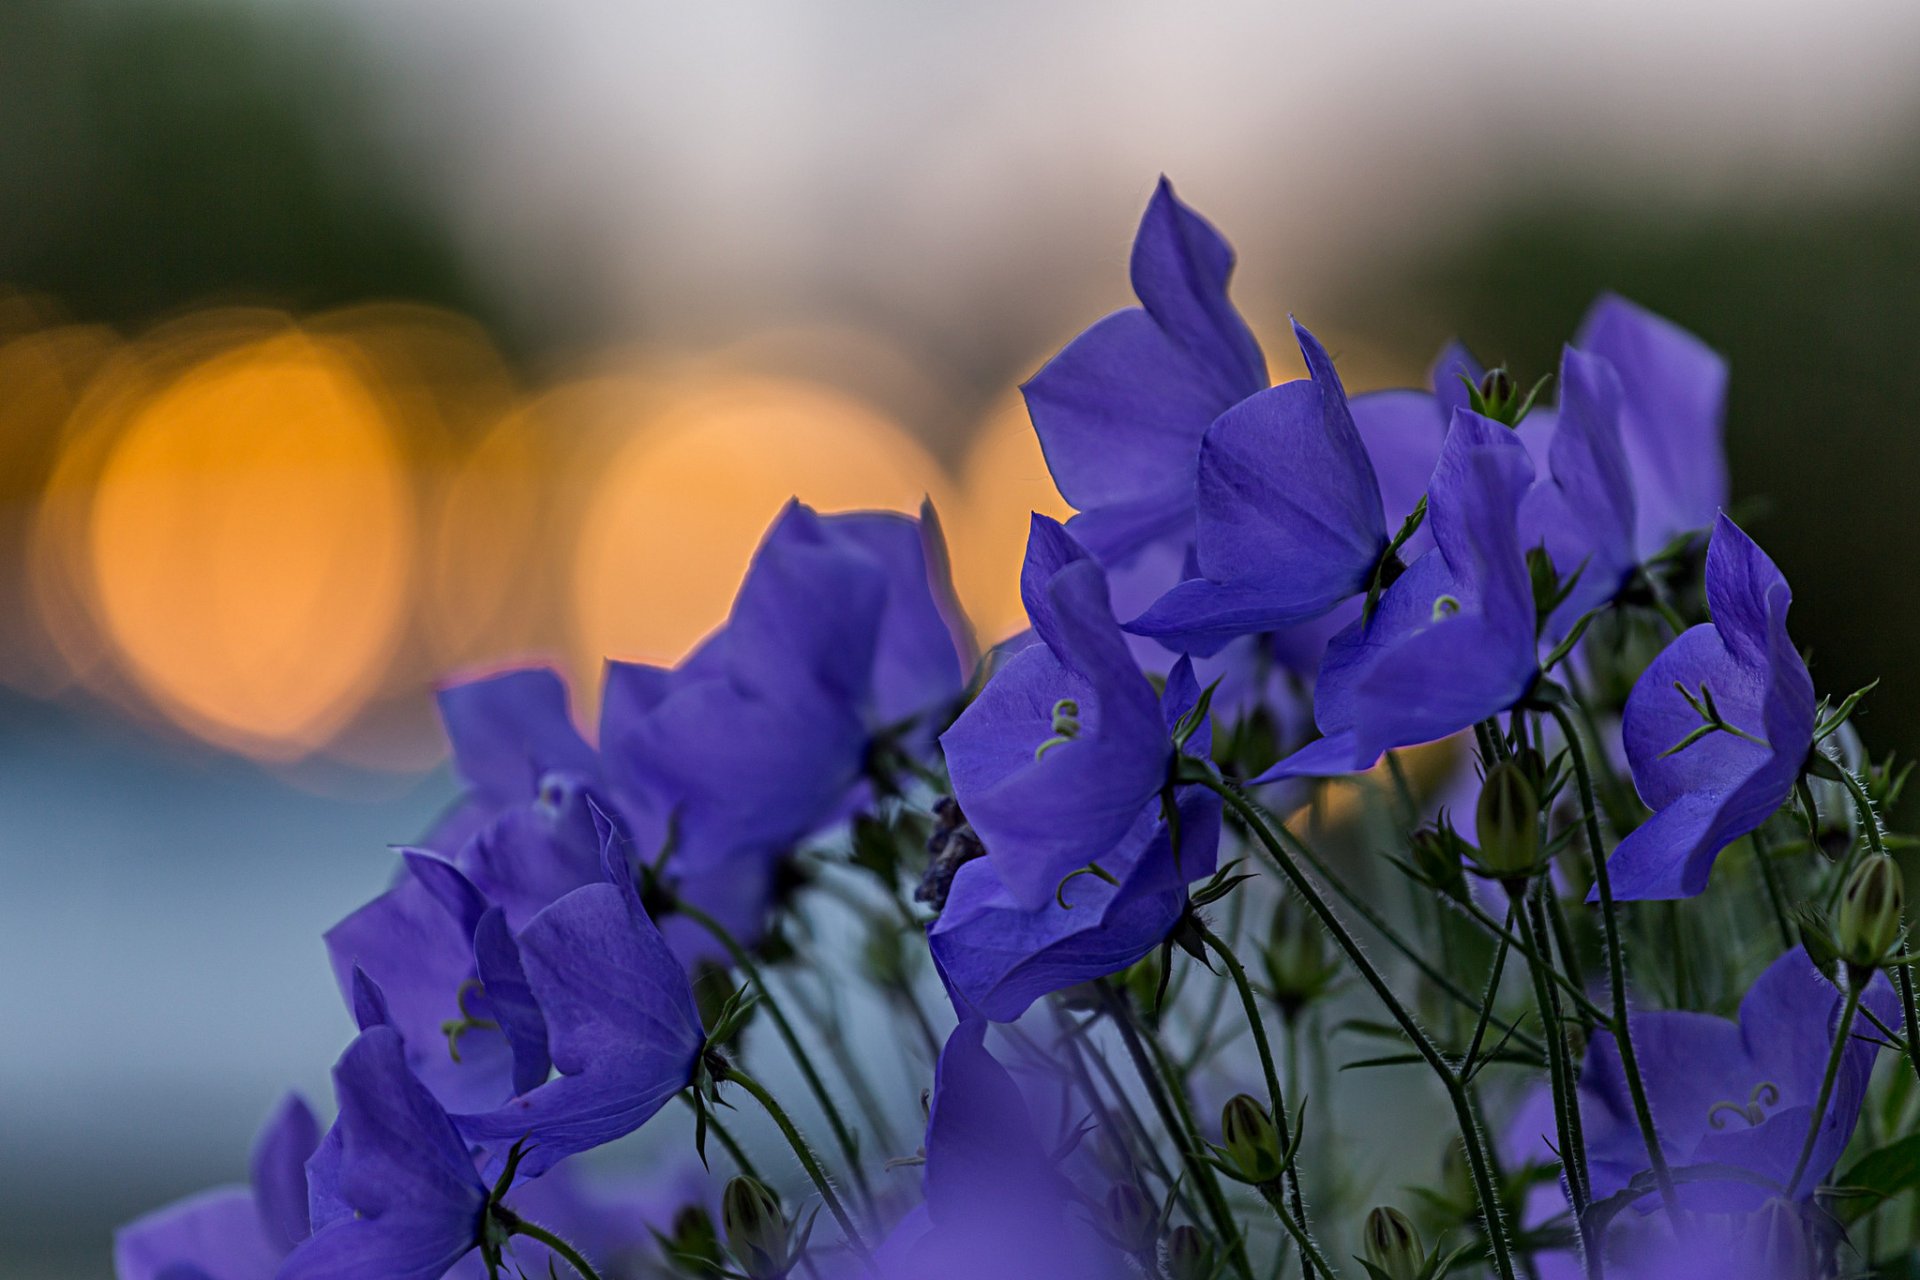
xmin=1604 ymin=514 xmax=1816 ymax=900
xmin=930 ymin=655 xmax=1222 ymax=1020
xmin=115 ymin=1094 xmax=320 ymax=1280
xmin=939 ymin=516 xmax=1173 ymax=911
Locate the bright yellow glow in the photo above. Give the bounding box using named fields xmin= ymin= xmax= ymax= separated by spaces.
xmin=952 ymin=392 xmax=1076 ymax=643
xmin=571 ymin=375 xmax=952 ymax=670
xmin=86 ymin=331 xmax=414 ymax=758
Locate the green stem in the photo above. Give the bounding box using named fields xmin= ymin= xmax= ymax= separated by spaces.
xmin=1234 ymin=798 xmax=1544 ymax=1057
xmin=1787 ymin=984 xmax=1863 ymax=1197
xmin=1256 ymin=1182 xmax=1336 ymax=1278
xmin=1544 ymin=697 xmax=1683 ymax=1224
xmin=1462 ymin=905 xmax=1516 ymax=1074
xmin=1519 ymin=884 xmax=1591 ymax=1221
xmin=1203 ymin=777 xmax=1519 ymax=1280
xmin=1452 ymin=894 xmax=1610 ymax=1028
xmin=1544 ymin=890 xmax=1596 ymax=1034
xmin=502 ymin=1214 xmax=607 ymax=1280
xmin=680 ymin=1091 xmax=763 ymax=1181
xmin=1193 ymin=918 xmax=1330 ymax=1279
xmin=677 ymin=901 xmax=876 ymax=1215
xmin=1103 ymin=985 xmax=1256 ymax=1280
xmin=722 ymin=1065 xmax=874 ymax=1267
xmin=1899 ymin=965 xmax=1920 ymax=1090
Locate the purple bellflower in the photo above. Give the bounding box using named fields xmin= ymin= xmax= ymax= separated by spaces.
xmin=930 ymin=656 xmax=1221 ymax=1021
xmin=600 ymin=500 xmax=971 ymax=957
xmin=1126 ymin=322 xmax=1403 ymax=656
xmin=1576 ymin=294 xmax=1728 ymax=558
xmin=452 ymin=832 xmax=705 ymax=1179
xmin=426 ymin=667 xmax=601 ymax=855
xmin=933 ymin=660 xmax=1221 ymax=1020
xmin=1565 ymin=948 xmax=1893 ymax=1211
xmin=939 ymin=516 xmax=1173 ymax=912
xmin=872 ymin=1020 xmax=1130 ymax=1280
xmin=1258 ymin=410 xmax=1539 ymax=780
xmin=1023 ymin=176 xmax=1266 ymax=564
xmin=280 ymin=1026 xmax=490 ymax=1280
xmin=1603 ymin=515 xmax=1816 ymax=900
xmin=115 ymin=1094 xmax=320 ymax=1280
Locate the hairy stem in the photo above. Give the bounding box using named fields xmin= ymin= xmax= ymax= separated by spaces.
xmin=723 ymin=1065 xmax=874 ymax=1267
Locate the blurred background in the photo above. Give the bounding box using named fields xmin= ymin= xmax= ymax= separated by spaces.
xmin=7 ymin=0 xmax=1920 ymax=1272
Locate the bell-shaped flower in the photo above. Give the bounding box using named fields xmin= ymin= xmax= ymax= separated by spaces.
xmin=930 ymin=658 xmax=1221 ymax=1020
xmin=1568 ymin=948 xmax=1893 ymax=1210
xmin=1023 ymin=176 xmax=1267 ymax=563
xmin=872 ymin=1020 xmax=1130 ymax=1280
xmin=324 ymin=851 xmax=527 ymax=1114
xmin=426 ymin=667 xmax=601 ymax=854
xmin=601 ymin=501 xmax=971 ymax=953
xmin=1259 ymin=410 xmax=1539 ymax=780
xmin=452 ymin=837 xmax=705 ymax=1179
xmin=1126 ymin=322 xmax=1399 ymax=655
xmin=1603 ymin=515 xmax=1816 ymax=900
xmin=939 ymin=516 xmax=1171 ymax=911
xmin=115 ymin=1094 xmax=320 ymax=1280
xmin=280 ymin=1027 xmax=490 ymax=1280
xmin=1577 ymin=293 xmax=1728 ymax=557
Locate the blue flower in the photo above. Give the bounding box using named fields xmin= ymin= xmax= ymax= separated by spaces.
xmin=426 ymin=666 xmax=602 ymax=855
xmin=872 ymin=1020 xmax=1130 ymax=1280
xmin=114 ymin=1094 xmax=320 ymax=1280
xmin=280 ymin=1027 xmax=490 ymax=1280
xmin=1566 ymin=948 xmax=1893 ymax=1211
xmin=1125 ymin=321 xmax=1402 ymax=655
xmin=1258 ymin=409 xmax=1539 ymax=780
xmin=1603 ymin=514 xmax=1816 ymax=900
xmin=939 ymin=516 xmax=1172 ymax=911
xmin=451 ymin=835 xmax=705 ymax=1179
xmin=1023 ymin=177 xmax=1266 ymax=564
xmin=930 ymin=656 xmax=1221 ymax=1020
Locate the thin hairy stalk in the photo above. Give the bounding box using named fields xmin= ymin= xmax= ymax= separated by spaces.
xmin=786 ymin=975 xmax=902 ymax=1156
xmin=1227 ymin=796 xmax=1544 ymax=1057
xmin=677 ymin=900 xmax=876 ymax=1215
xmin=1462 ymin=905 xmax=1516 ymax=1074
xmin=1103 ymin=985 xmax=1256 ymax=1280
xmin=1544 ymin=697 xmax=1682 ymax=1223
xmin=1786 ymin=984 xmax=1863 ymax=1197
xmin=680 ymin=1092 xmax=763 ymax=1181
xmin=1452 ymin=894 xmax=1609 ymax=1028
xmin=1192 ymin=917 xmax=1329 ymax=1278
xmin=1203 ymin=777 xmax=1519 ymax=1280
xmin=1254 ymin=1182 xmax=1337 ymax=1279
xmin=722 ymin=1065 xmax=874 ymax=1266
xmin=1543 ymin=891 xmax=1596 ymax=1034
xmin=498 ymin=1213 xmax=607 ymax=1280
xmin=1519 ymin=885 xmax=1591 ymax=1220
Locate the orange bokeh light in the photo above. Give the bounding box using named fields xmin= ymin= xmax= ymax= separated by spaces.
xmin=571 ymin=374 xmax=954 ymax=672
xmin=85 ymin=330 xmax=414 ymax=758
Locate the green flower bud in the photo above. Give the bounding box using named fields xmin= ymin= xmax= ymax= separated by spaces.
xmin=1837 ymin=853 xmax=1905 ymax=969
xmin=1361 ymin=1206 xmax=1424 ymax=1280
xmin=1479 ymin=367 xmax=1516 ymax=408
xmin=666 ymin=1204 xmax=724 ymax=1271
xmin=1166 ymin=1224 xmax=1215 ymax=1280
xmin=1102 ymin=1182 xmax=1159 ymax=1254
xmin=1409 ymin=820 xmax=1471 ymax=902
xmin=1262 ymin=893 xmax=1341 ymax=1019
xmin=1219 ymin=1094 xmax=1283 ymax=1184
xmin=721 ymin=1176 xmax=790 ymax=1280
xmin=1474 ymin=761 xmax=1540 ymax=879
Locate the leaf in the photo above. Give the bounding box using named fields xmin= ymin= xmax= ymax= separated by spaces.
xmin=1833 ymin=1133 xmax=1920 ymax=1222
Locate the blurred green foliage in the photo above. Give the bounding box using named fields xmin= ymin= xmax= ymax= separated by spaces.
xmin=0 ymin=0 xmax=498 ymax=335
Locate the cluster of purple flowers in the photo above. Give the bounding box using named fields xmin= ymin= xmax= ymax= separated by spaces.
xmin=119 ymin=180 xmax=1918 ymax=1280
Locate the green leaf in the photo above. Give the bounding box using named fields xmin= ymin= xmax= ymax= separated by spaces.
xmin=1834 ymin=1133 xmax=1920 ymax=1222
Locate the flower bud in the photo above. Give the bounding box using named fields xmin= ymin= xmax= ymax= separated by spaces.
xmin=1361 ymin=1206 xmax=1424 ymax=1280
xmin=1474 ymin=761 xmax=1540 ymax=879
xmin=1262 ymin=893 xmax=1340 ymax=1020
xmin=1166 ymin=1224 xmax=1215 ymax=1280
xmin=1837 ymin=853 xmax=1905 ymax=969
xmin=721 ymin=1176 xmax=790 ymax=1279
xmin=1219 ymin=1094 xmax=1283 ymax=1184
xmin=666 ymin=1204 xmax=724 ymax=1271
xmin=1409 ymin=820 xmax=1471 ymax=902
xmin=1479 ymin=367 xmax=1515 ymax=408
xmin=1102 ymin=1182 xmax=1159 ymax=1254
